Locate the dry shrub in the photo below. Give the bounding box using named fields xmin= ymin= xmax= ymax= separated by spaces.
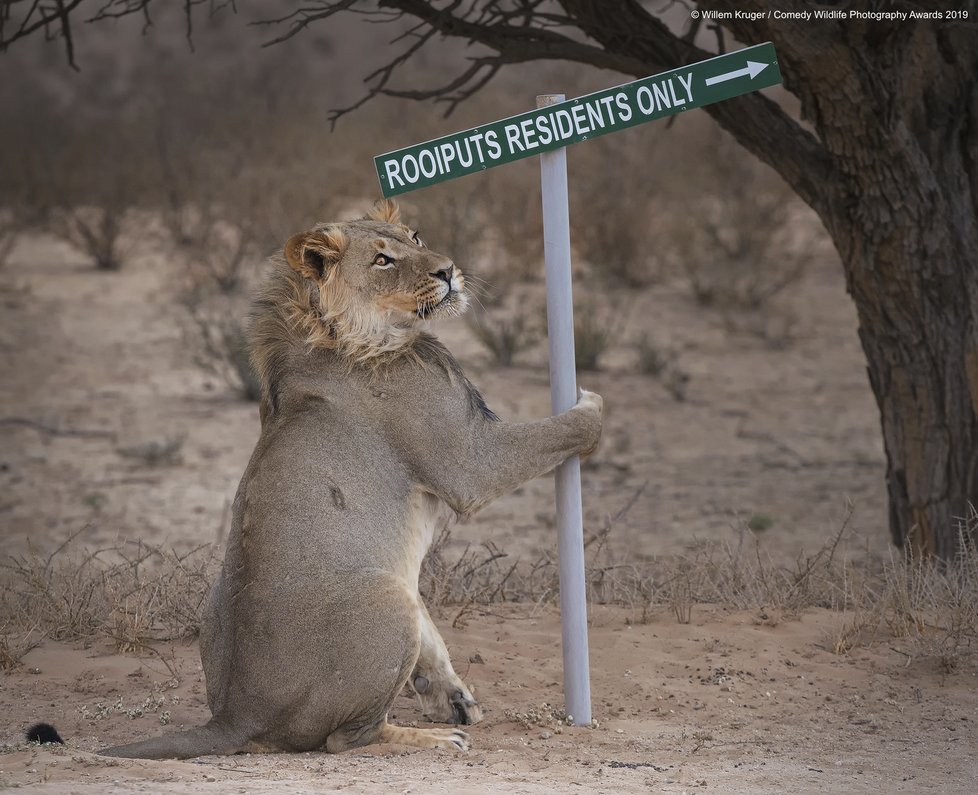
xmin=569 ymin=129 xmax=667 ymax=288
xmin=830 ymin=509 xmax=978 ymax=669
xmin=0 ymin=208 xmax=25 ymax=269
xmin=0 ymin=529 xmax=218 ymax=661
xmin=670 ymin=520 xmax=853 ymax=615
xmin=0 ymin=228 xmax=17 ymax=269
xmin=466 ymin=301 xmax=541 ymax=366
xmin=408 ymin=182 xmax=489 ymax=280
xmin=574 ymin=300 xmax=621 ymax=371
xmin=420 ymin=486 xmax=655 ymax=618
xmin=0 ymin=627 xmax=43 ymax=671
xmin=184 ymin=297 xmax=262 ymax=402
xmin=668 ymin=127 xmax=815 ymax=310
xmin=632 ymin=332 xmax=671 ymax=376
xmin=420 ymin=528 xmax=518 ymax=612
xmin=53 ymin=205 xmax=130 ymax=272
xmin=420 ymin=499 xmax=978 ymax=670
xmin=0 ymin=95 xmax=59 ymax=267
xmin=176 ymin=217 xmax=269 ymax=295
xmin=30 ymin=111 xmax=156 ymax=271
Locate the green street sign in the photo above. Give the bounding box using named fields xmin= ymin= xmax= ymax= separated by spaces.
xmin=375 ymin=42 xmax=781 ymax=197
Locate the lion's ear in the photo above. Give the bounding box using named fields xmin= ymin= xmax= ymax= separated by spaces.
xmin=284 ymin=227 xmax=348 ymax=280
xmin=365 ymin=198 xmax=401 ymax=225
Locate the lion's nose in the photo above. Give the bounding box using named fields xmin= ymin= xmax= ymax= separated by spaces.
xmin=430 ymin=263 xmax=454 ymax=285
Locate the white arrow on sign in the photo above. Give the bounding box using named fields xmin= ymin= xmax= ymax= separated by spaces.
xmin=704 ymin=60 xmax=769 ymax=86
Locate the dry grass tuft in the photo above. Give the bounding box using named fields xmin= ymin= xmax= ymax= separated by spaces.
xmin=828 ymin=510 xmax=978 ymax=669
xmin=5 ymin=508 xmax=976 ymax=672
xmin=0 ymin=528 xmax=218 ymax=665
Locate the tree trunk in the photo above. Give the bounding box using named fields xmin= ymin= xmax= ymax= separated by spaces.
xmin=832 ymin=167 xmax=978 ymax=558
xmin=850 ymin=227 xmax=978 ymax=559
xmin=693 ymin=9 xmax=978 ymax=557
xmin=796 ymin=25 xmax=978 ymax=557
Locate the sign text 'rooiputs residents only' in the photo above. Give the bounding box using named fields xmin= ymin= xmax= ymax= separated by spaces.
xmin=375 ymin=42 xmax=781 ymax=197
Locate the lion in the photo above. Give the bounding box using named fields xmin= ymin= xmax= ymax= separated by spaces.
xmin=100 ymin=200 xmax=603 ymax=758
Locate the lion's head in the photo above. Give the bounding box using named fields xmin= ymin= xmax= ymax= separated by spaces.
xmin=251 ymin=200 xmax=469 ymax=399
xmin=285 ymin=199 xmax=468 ymax=334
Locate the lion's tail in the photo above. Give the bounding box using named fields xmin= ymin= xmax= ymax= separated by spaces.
xmin=100 ymin=721 xmax=246 ymax=760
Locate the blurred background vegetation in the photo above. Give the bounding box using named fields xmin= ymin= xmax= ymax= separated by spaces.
xmin=0 ymin=4 xmax=818 ymax=394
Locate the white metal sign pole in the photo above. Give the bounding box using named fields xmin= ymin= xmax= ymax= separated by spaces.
xmin=536 ymin=93 xmax=591 ymax=726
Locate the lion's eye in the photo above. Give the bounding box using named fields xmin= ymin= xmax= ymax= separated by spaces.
xmin=412 ymin=231 xmax=425 ymax=248
xmin=373 ymin=253 xmax=396 ymax=269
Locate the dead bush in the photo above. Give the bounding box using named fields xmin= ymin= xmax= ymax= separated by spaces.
xmin=177 ymin=218 xmax=269 ymax=295
xmin=32 ymin=113 xmax=154 ymax=271
xmin=830 ymin=509 xmax=978 ymax=669
xmin=632 ymin=332 xmax=671 ymax=376
xmin=574 ymin=300 xmax=620 ymax=371
xmin=569 ymin=130 xmax=665 ymax=288
xmin=184 ymin=296 xmax=262 ymax=402
xmin=116 ymin=436 xmax=186 ymax=467
xmin=466 ymin=302 xmax=541 ymax=366
xmin=1 ymin=529 xmax=218 ymax=655
xmin=669 ymin=128 xmax=814 ymax=310
xmin=0 ymin=209 xmax=23 ymax=269
xmin=53 ymin=205 xmax=130 ymax=271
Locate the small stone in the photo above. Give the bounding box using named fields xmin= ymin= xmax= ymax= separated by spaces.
xmin=539 ymin=731 xmax=552 ymax=740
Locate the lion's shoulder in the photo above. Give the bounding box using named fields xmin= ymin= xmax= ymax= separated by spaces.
xmin=412 ymin=334 xmax=498 ymax=422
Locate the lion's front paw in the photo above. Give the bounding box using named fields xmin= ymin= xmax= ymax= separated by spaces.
xmin=413 ymin=676 xmax=484 ymax=725
xmin=574 ymin=387 xmax=604 ymax=457
xmin=576 ymin=387 xmax=603 ymax=415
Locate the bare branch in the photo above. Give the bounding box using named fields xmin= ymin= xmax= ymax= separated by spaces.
xmin=55 ymin=0 xmax=78 ymax=69
xmin=0 ymin=0 xmax=833 ymax=213
xmin=0 ymin=0 xmax=85 ymax=64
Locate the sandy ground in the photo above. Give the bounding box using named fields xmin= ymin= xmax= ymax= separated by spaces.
xmin=3 ymin=231 xmax=975 ymax=792
xmin=4 ymin=606 xmax=978 ymax=794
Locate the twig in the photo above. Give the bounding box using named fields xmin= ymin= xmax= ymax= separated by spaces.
xmin=0 ymin=417 xmax=116 ymax=440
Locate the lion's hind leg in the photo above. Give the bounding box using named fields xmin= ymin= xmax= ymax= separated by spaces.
xmin=309 ymin=572 xmax=470 ymax=754
xmin=411 ymin=599 xmax=483 ymax=725
xmin=325 ymin=719 xmax=469 ymax=753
